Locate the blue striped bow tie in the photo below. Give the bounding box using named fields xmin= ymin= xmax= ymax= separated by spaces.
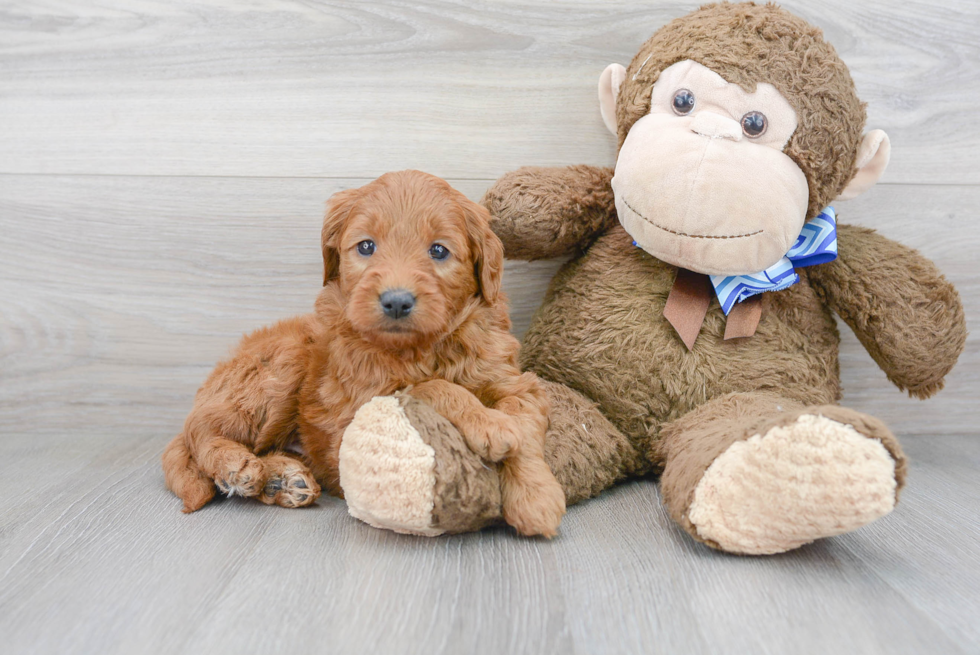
xmin=709 ymin=207 xmax=838 ymax=315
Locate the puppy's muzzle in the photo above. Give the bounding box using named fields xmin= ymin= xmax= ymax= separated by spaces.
xmin=380 ymin=289 xmax=416 ymax=320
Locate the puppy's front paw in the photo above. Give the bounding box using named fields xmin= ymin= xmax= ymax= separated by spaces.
xmin=213 ymin=451 xmax=266 ymax=499
xmin=464 ymin=409 xmax=522 ymax=462
xmin=502 ymin=463 xmax=566 ymax=539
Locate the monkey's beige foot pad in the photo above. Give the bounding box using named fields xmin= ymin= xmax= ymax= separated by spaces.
xmin=338 ymin=395 xmax=501 ymax=537
xmin=688 ymin=413 xmax=898 ymax=555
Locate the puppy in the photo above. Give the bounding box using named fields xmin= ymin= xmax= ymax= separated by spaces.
xmin=162 ymin=170 xmax=566 ymax=537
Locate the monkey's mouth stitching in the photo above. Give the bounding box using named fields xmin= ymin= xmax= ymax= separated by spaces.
xmin=622 ymin=197 xmax=763 ymax=240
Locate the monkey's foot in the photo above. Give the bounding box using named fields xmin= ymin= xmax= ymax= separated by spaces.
xmin=688 ymin=412 xmax=901 ymax=555
xmin=338 ymin=395 xmax=501 ymax=536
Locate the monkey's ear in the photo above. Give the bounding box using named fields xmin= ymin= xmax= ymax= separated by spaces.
xmin=322 ymin=187 xmax=361 ymax=285
xmin=836 ymin=130 xmax=891 ymax=201
xmin=598 ymin=63 xmax=627 ymax=136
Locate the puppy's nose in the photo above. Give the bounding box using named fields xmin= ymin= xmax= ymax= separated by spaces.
xmin=379 ymin=289 xmax=416 ymax=320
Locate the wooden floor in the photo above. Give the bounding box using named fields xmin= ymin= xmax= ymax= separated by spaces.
xmin=2 ymin=1 xmax=979 ymax=653
xmin=0 ymin=431 xmax=978 ymax=655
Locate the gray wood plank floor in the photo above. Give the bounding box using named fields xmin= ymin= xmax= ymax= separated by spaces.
xmin=1 ymin=430 xmax=978 ymax=655
xmin=2 ymin=1 xmax=979 ymax=653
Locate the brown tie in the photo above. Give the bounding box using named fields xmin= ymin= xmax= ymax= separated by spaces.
xmin=724 ymin=295 xmax=763 ymax=340
xmin=664 ymin=268 xmax=761 ymax=350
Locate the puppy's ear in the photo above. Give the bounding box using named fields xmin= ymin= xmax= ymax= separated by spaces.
xmin=322 ymin=187 xmax=361 ymax=285
xmin=461 ymin=196 xmax=504 ymax=305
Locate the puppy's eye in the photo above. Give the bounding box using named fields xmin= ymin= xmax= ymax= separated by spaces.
xmin=741 ymin=111 xmax=768 ymax=138
xmin=672 ymin=89 xmax=696 ymax=115
xmin=357 ymin=240 xmax=375 ymax=256
xmin=428 ymin=244 xmax=450 ymax=261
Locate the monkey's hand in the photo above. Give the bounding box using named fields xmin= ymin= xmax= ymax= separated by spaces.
xmin=806 ymin=223 xmax=966 ymax=399
xmin=481 ymin=165 xmax=618 ymax=260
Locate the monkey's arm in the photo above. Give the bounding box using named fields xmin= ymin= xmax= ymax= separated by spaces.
xmin=806 ymin=223 xmax=967 ymax=399
xmin=482 ymin=165 xmax=617 ymax=260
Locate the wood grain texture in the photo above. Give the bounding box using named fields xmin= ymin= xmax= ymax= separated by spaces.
xmin=0 ymin=431 xmax=977 ymax=655
xmin=0 ymin=0 xmax=978 ymax=182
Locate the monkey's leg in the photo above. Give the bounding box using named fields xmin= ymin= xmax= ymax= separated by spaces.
xmin=336 ymin=380 xmax=643 ymax=536
xmin=540 ymin=380 xmax=647 ymax=506
xmin=657 ymin=392 xmax=907 ymax=555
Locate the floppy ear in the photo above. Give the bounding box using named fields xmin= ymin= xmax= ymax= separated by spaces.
xmin=460 ymin=196 xmax=504 ymax=305
xmin=322 ymin=187 xmax=361 ymax=285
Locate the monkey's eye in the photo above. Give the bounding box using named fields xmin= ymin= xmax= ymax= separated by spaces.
xmin=428 ymin=243 xmax=450 ymax=261
xmin=741 ymin=111 xmax=768 ymax=138
xmin=672 ymin=89 xmax=696 ymax=115
xmin=357 ymin=240 xmax=375 ymax=256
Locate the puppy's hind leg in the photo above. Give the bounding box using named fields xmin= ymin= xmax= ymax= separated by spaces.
xmin=162 ymin=434 xmax=216 ymax=513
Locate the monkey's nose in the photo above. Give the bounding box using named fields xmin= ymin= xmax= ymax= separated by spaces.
xmin=380 ymin=289 xmax=416 ymax=319
xmin=691 ymin=112 xmax=742 ymax=141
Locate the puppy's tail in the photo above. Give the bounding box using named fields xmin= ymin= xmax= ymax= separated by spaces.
xmin=162 ymin=434 xmax=215 ymax=513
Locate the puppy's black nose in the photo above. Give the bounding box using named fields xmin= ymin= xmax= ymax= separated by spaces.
xmin=380 ymin=289 xmax=415 ymax=320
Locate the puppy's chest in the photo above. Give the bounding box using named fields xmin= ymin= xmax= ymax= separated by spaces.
xmin=318 ymin=350 xmax=463 ymax=411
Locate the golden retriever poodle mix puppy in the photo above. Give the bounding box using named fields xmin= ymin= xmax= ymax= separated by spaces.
xmin=162 ymin=170 xmax=566 ymax=537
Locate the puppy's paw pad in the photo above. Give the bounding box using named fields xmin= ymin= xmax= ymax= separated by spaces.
xmin=263 ymin=468 xmax=320 ymax=508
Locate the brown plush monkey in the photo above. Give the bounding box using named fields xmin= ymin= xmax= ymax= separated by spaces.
xmin=338 ymin=3 xmax=967 ymax=553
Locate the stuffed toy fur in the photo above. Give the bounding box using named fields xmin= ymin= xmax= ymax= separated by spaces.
xmin=339 ymin=2 xmax=966 ymax=553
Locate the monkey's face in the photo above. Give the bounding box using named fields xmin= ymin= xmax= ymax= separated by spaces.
xmin=611 ymin=60 xmax=809 ymax=276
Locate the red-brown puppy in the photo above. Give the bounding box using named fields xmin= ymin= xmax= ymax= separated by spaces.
xmin=162 ymin=170 xmax=566 ymax=537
